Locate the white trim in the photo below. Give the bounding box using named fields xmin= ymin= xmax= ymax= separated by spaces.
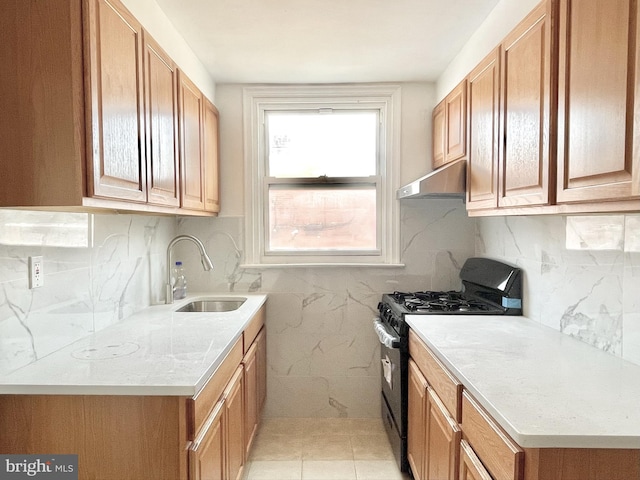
xmin=243 ymin=84 xmax=401 ymax=266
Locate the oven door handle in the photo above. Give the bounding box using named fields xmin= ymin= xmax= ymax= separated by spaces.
xmin=373 ymin=318 xmax=401 ymax=348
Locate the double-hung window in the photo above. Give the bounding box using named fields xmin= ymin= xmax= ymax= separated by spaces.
xmin=243 ymin=85 xmax=401 ymax=266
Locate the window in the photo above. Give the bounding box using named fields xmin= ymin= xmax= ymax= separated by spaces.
xmin=243 ymin=85 xmax=401 ymax=266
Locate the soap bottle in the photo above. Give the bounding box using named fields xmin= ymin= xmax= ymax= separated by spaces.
xmin=173 ymin=261 xmax=187 ymax=300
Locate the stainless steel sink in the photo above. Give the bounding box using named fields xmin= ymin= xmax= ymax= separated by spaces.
xmin=175 ymin=298 xmax=246 ymax=313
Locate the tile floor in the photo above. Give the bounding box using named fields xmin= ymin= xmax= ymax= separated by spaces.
xmin=243 ymin=418 xmax=412 ymax=480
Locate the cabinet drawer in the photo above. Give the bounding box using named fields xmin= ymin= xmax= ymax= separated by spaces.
xmin=461 ymin=391 xmax=523 ymax=480
xmin=244 ymin=305 xmax=265 ymax=353
xmin=460 ymin=439 xmax=493 ymax=480
xmin=189 ymin=336 xmax=243 ymax=438
xmin=409 ymin=330 xmax=462 ymax=421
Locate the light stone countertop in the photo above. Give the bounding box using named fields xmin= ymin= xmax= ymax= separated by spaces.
xmin=0 ymin=293 xmax=267 ymax=397
xmin=406 ymin=314 xmax=640 ymax=449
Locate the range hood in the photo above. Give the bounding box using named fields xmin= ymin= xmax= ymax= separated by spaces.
xmin=396 ymin=158 xmax=466 ymax=199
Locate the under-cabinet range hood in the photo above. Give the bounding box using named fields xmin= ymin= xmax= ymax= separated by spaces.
xmin=396 ymin=158 xmax=466 ymax=199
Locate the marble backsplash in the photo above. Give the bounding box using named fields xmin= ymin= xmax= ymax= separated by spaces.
xmin=2 ymin=204 xmax=638 ymax=419
xmin=476 ymin=214 xmax=640 ymax=365
xmin=0 ymin=211 xmax=176 ymax=375
xmin=177 ymin=199 xmax=476 ymax=418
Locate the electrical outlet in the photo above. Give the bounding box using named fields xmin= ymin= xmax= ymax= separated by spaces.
xmin=28 ymin=256 xmax=44 ymax=289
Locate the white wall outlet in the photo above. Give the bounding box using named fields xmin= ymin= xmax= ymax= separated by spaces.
xmin=28 ymin=256 xmax=44 ymax=289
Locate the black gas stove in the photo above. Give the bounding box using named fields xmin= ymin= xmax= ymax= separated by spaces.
xmin=375 ymin=257 xmax=523 ymax=474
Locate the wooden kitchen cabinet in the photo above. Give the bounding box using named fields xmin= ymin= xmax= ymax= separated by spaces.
xmin=409 ymin=331 xmax=463 ymax=480
xmin=223 ymin=366 xmax=245 ymax=480
xmin=179 ymin=71 xmax=206 ymax=211
xmin=498 ymin=1 xmax=555 ymax=208
xmin=462 ymin=391 xmax=523 ymax=480
xmin=432 ymin=101 xmax=446 ymax=169
xmin=243 ymin=306 xmax=267 ymax=456
xmin=556 ymin=0 xmax=640 ymax=204
xmin=85 ymin=0 xmax=146 ymax=202
xmin=178 ymin=73 xmax=221 ymax=213
xmin=408 ymin=359 xmax=429 ymax=480
xmin=460 ymin=440 xmax=493 ymax=480
xmin=143 ymin=31 xmax=181 ymax=207
xmin=433 ymin=80 xmax=467 ymax=170
xmin=466 ymin=48 xmax=501 ymax=211
xmin=190 ymin=400 xmax=225 ymax=480
xmin=0 ymin=0 xmax=219 ymax=215
xmin=426 ymin=388 xmax=461 ymax=480
xmin=204 ymin=98 xmax=221 ymax=213
xmin=0 ymin=303 xmax=270 ymax=480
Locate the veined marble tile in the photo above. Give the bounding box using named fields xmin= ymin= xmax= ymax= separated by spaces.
xmin=566 ymin=216 xmax=625 ymax=251
xmin=264 ymin=375 xmax=380 ymax=418
xmin=625 ymin=215 xmax=640 ymax=253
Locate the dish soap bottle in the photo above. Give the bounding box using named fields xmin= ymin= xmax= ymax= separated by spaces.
xmin=173 ymin=261 xmax=187 ymax=300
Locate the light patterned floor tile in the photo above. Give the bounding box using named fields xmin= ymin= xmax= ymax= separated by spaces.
xmin=354 ymin=460 xmax=408 ymax=480
xmin=350 ymin=434 xmax=395 ymax=460
xmin=246 ymin=460 xmax=302 ymax=480
xmin=247 ymin=419 xmax=410 ymax=480
xmin=302 ymin=434 xmax=354 ymax=460
xmin=302 ymin=460 xmax=357 ymax=480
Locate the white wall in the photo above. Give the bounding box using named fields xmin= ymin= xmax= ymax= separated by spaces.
xmin=436 ymin=0 xmax=540 ymax=101
xmin=120 ymin=0 xmax=216 ymax=101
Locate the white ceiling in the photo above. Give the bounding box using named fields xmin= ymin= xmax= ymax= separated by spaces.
xmin=154 ymin=0 xmax=501 ymax=84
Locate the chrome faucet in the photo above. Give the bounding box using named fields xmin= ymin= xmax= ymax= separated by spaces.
xmin=165 ymin=235 xmax=214 ymax=304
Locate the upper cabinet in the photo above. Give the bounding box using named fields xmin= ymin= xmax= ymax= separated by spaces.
xmin=178 ymin=72 xmax=206 ymax=211
xmin=432 ymin=80 xmax=467 ymax=170
xmin=0 ymin=0 xmax=219 ymax=216
xmin=456 ymin=0 xmax=640 ymax=216
xmin=556 ymin=0 xmax=640 ymax=203
xmin=85 ymin=0 xmax=147 ymax=203
xmin=466 ymin=48 xmax=501 ymax=211
xmin=143 ymin=31 xmax=181 ymax=207
xmin=499 ymin=1 xmax=555 ymax=208
xmin=203 ymin=99 xmax=221 ymax=213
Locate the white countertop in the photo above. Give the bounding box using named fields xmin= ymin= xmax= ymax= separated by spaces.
xmin=407 ymin=315 xmax=640 ymax=449
xmin=0 ymin=293 xmax=267 ymax=397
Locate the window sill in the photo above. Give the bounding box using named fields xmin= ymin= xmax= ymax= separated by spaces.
xmin=240 ymin=263 xmax=406 ymax=269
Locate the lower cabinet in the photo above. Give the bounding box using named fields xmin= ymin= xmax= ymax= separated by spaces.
xmin=189 ymin=364 xmax=245 ymax=480
xmin=243 ymin=327 xmax=266 ymax=455
xmin=0 ymin=308 xmax=267 ymax=480
xmin=225 ymin=366 xmax=245 ymax=480
xmin=407 ymin=357 xmax=461 ymax=480
xmin=190 ymin=400 xmax=226 ymax=480
xmin=460 ymin=440 xmax=492 ymax=480
xmin=408 ymin=359 xmax=428 ymax=480
xmin=426 ymin=388 xmax=461 ymax=479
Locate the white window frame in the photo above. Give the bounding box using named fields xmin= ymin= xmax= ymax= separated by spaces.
xmin=243 ymin=84 xmax=401 ymax=267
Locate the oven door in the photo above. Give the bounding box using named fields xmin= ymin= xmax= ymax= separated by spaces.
xmin=374 ymin=319 xmax=403 ymax=434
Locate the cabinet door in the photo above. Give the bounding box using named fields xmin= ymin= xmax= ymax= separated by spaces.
xmin=426 ymin=388 xmax=461 ymax=480
xmin=243 ymin=341 xmax=258 ymax=457
xmin=446 ymin=80 xmax=467 ymax=163
xmin=225 ymin=366 xmax=245 ymax=480
xmin=256 ymin=328 xmax=267 ymax=416
xmin=178 ymin=72 xmax=205 ymax=210
xmin=85 ymin=0 xmax=146 ymax=202
xmin=557 ymin=0 xmax=640 ymax=202
xmin=467 ymin=48 xmax=501 ymax=211
xmin=459 ymin=440 xmax=493 ymax=480
xmin=189 ymin=400 xmax=225 ymax=480
xmin=408 ymin=359 xmax=428 ymax=480
xmin=499 ymin=1 xmax=554 ymax=207
xmin=203 ymin=98 xmax=221 ymax=213
xmin=142 ymin=31 xmax=180 ymax=207
xmin=433 ymin=101 xmax=447 ymax=169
